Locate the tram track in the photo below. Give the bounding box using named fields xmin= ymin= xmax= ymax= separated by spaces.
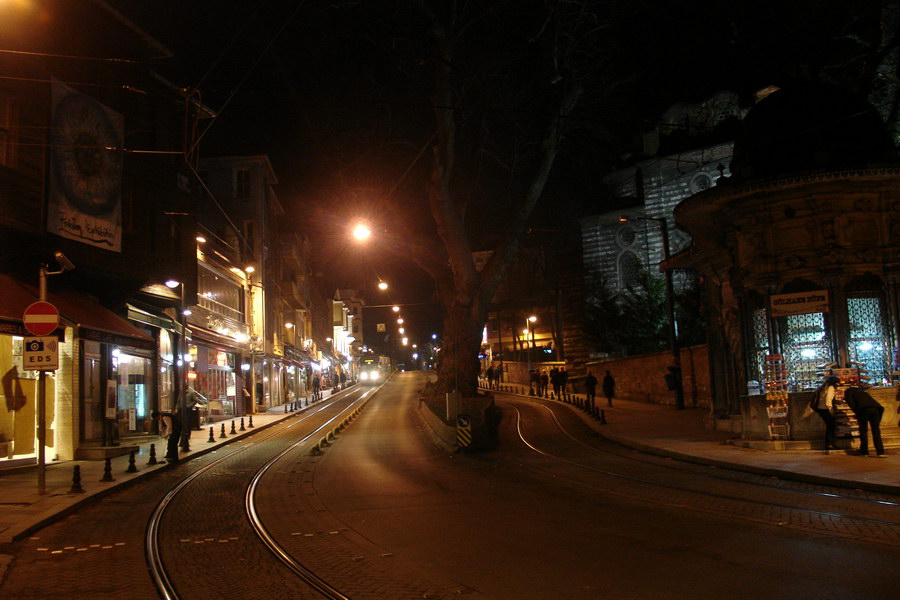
xmin=146 ymin=386 xmax=378 ymax=600
xmin=500 ymin=396 xmax=900 ymax=546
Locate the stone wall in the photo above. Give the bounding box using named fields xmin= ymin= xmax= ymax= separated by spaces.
xmin=585 ymin=344 xmax=711 ymax=409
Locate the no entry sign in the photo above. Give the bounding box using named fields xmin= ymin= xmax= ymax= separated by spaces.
xmin=23 ymin=301 xmax=60 ymax=336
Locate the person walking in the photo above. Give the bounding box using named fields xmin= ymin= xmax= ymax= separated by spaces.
xmin=602 ymin=370 xmax=616 ymax=407
xmin=585 ymin=370 xmax=598 ymax=411
xmin=486 ymin=365 xmax=494 ymax=389
xmin=559 ymin=367 xmax=569 ymax=395
xmin=312 ymin=373 xmax=321 ymax=401
xmin=812 ymin=375 xmax=840 ymax=451
xmin=539 ymin=370 xmax=549 ymax=397
xmin=843 ymin=385 xmax=886 ymax=457
xmin=152 ymin=409 xmax=182 ymax=464
xmin=550 ymin=366 xmax=560 ymax=397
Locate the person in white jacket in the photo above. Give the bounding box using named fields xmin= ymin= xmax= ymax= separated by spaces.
xmin=812 ymin=375 xmax=840 ymax=451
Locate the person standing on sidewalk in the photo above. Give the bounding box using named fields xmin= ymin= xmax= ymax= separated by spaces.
xmin=559 ymin=367 xmax=569 ymax=395
xmin=602 ymin=370 xmax=616 ymax=407
xmin=584 ymin=370 xmax=598 ymax=411
xmin=152 ymin=410 xmax=182 ymax=464
xmin=812 ymin=376 xmax=840 ymax=451
xmin=844 ymin=385 xmax=886 ymax=457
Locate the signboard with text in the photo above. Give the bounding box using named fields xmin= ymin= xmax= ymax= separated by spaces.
xmin=23 ymin=337 xmax=59 ymax=371
xmin=770 ymin=290 xmax=830 ymax=318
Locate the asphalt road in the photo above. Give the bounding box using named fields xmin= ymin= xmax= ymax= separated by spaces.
xmin=2 ymin=371 xmax=898 ymax=599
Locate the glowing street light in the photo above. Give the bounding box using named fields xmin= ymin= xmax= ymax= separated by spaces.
xmin=377 ymin=281 xmax=388 ymax=290
xmin=397 ymin=318 xmax=404 ymax=324
xmin=392 ymin=305 xmax=400 ymax=312
xmin=352 ymin=223 xmax=372 ymax=241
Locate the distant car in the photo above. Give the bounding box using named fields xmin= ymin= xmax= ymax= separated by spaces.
xmin=359 ymin=368 xmax=382 ymax=385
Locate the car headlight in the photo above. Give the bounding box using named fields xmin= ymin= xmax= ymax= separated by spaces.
xmin=360 ymin=372 xmax=369 ymax=380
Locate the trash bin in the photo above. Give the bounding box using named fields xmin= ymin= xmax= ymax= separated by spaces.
xmin=190 ymin=407 xmax=201 ymax=430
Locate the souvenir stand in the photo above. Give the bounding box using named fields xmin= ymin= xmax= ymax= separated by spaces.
xmin=763 ymin=354 xmax=789 ymax=439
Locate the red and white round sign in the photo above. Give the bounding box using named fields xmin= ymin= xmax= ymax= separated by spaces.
xmin=23 ymin=301 xmax=60 ymax=336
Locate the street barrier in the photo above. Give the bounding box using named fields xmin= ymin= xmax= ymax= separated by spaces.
xmin=126 ymin=450 xmax=138 ymax=473
xmin=207 ymin=427 xmax=215 ymax=443
xmin=69 ymin=465 xmax=84 ymax=493
xmin=248 ymin=415 xmax=254 ymax=428
xmin=230 ymin=420 xmax=237 ymax=435
xmin=101 ymin=458 xmax=114 ymax=482
xmin=220 ymin=424 xmax=227 ymax=439
xmin=147 ymin=443 xmax=158 ymax=465
xmin=240 ymin=418 xmax=245 ymax=431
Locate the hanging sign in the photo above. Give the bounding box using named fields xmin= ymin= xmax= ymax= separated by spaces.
xmin=23 ymin=337 xmax=59 ymax=371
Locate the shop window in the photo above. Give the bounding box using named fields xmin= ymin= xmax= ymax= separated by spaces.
xmin=780 ymin=312 xmax=831 ymax=390
xmin=234 ymin=167 xmax=251 ymax=199
xmin=113 ymin=349 xmax=153 ymax=438
xmin=846 ymin=296 xmax=891 ymax=385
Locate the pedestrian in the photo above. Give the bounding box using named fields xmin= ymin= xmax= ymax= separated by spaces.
xmin=486 ymin=365 xmax=494 ymax=389
xmin=550 ymin=366 xmax=560 ymax=397
xmin=843 ymin=385 xmax=886 ymax=457
xmin=602 ymin=370 xmax=616 ymax=407
xmin=312 ymin=373 xmax=321 ymax=401
xmin=152 ymin=409 xmax=182 ymax=463
xmin=529 ymin=369 xmax=539 ymax=395
xmin=585 ymin=370 xmax=598 ymax=410
xmin=811 ymin=375 xmax=840 ymax=451
xmin=539 ymin=370 xmax=549 ymax=397
xmin=340 ymin=370 xmax=347 ymax=389
xmin=559 ymin=367 xmax=569 ymax=395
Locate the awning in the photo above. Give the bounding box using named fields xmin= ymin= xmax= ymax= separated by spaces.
xmin=0 ymin=274 xmax=153 ymax=349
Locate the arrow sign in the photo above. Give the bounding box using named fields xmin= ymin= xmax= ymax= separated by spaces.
xmin=23 ymin=301 xmax=60 ymax=336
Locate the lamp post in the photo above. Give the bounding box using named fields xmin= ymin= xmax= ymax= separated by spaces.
xmin=620 ymin=216 xmax=684 ymax=409
xmin=36 ymin=252 xmax=74 ymax=494
xmin=166 ymin=279 xmax=191 ymax=452
xmin=525 ymin=315 xmax=536 ymax=395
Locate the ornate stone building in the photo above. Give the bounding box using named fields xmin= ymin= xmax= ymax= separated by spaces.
xmin=669 ymin=83 xmax=900 ymax=442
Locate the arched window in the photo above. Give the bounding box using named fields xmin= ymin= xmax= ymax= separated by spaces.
xmin=618 ymin=251 xmax=641 ymax=290
xmin=775 ymin=279 xmax=832 ymax=390
xmin=846 ymin=274 xmax=891 ymax=385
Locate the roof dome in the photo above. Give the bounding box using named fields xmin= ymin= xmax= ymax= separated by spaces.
xmin=730 ymin=83 xmax=896 ymax=181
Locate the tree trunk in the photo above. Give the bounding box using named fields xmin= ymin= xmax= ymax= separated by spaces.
xmin=435 ymin=299 xmax=486 ymax=398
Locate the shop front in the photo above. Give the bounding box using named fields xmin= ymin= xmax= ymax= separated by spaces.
xmin=187 ymin=338 xmax=242 ymax=424
xmin=668 ymin=85 xmax=900 ymax=446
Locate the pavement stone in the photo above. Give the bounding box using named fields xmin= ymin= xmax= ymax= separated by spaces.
xmin=2 ymin=384 xmax=898 ymax=551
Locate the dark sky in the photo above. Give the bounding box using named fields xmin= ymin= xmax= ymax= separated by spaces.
xmin=111 ymin=0 xmax=892 ymax=315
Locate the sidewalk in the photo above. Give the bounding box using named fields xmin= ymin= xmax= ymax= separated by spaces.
xmin=3 ymin=386 xmax=899 ymax=545
xmin=0 ymin=402 xmax=308 ymax=544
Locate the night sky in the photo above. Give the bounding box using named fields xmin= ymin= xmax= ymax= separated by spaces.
xmin=109 ymin=0 xmax=893 ymax=316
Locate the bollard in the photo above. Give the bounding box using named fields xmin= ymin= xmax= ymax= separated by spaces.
xmin=230 ymin=420 xmax=237 ymax=435
xmin=240 ymin=417 xmax=245 ymax=431
xmin=69 ymin=465 xmax=85 ymax=493
xmin=125 ymin=450 xmax=138 ymax=473
xmin=600 ymin=409 xmax=608 ymax=425
xmin=147 ymin=443 xmax=158 ymax=465
xmin=248 ymin=414 xmax=254 ymax=428
xmin=284 ymin=403 xmax=288 ymax=413
xmin=101 ymin=457 xmax=115 ymax=482
xmin=220 ymin=423 xmax=227 ymax=439
xmin=208 ymin=427 xmax=215 ymax=443
xmin=327 ymin=430 xmax=336 ymax=442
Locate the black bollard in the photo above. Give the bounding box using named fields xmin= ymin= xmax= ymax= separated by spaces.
xmin=284 ymin=403 xmax=288 ymax=413
xmin=240 ymin=417 xmax=245 ymax=431
xmin=69 ymin=465 xmax=84 ymax=493
xmin=208 ymin=427 xmax=215 ymax=443
xmin=220 ymin=423 xmax=227 ymax=439
xmin=248 ymin=414 xmax=254 ymax=428
xmin=230 ymin=420 xmax=237 ymax=435
xmin=101 ymin=457 xmax=115 ymax=482
xmin=126 ymin=450 xmax=138 ymax=473
xmin=148 ymin=443 xmax=158 ymax=465
xmin=600 ymin=409 xmax=608 ymax=425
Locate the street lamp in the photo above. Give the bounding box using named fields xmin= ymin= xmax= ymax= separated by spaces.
xmin=525 ymin=315 xmax=537 ymax=395
xmin=377 ymin=281 xmax=388 ymax=290
xmin=166 ymin=279 xmax=192 ymax=451
xmin=619 ymin=215 xmax=684 ymax=409
xmin=352 ymin=223 xmax=371 ymax=241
